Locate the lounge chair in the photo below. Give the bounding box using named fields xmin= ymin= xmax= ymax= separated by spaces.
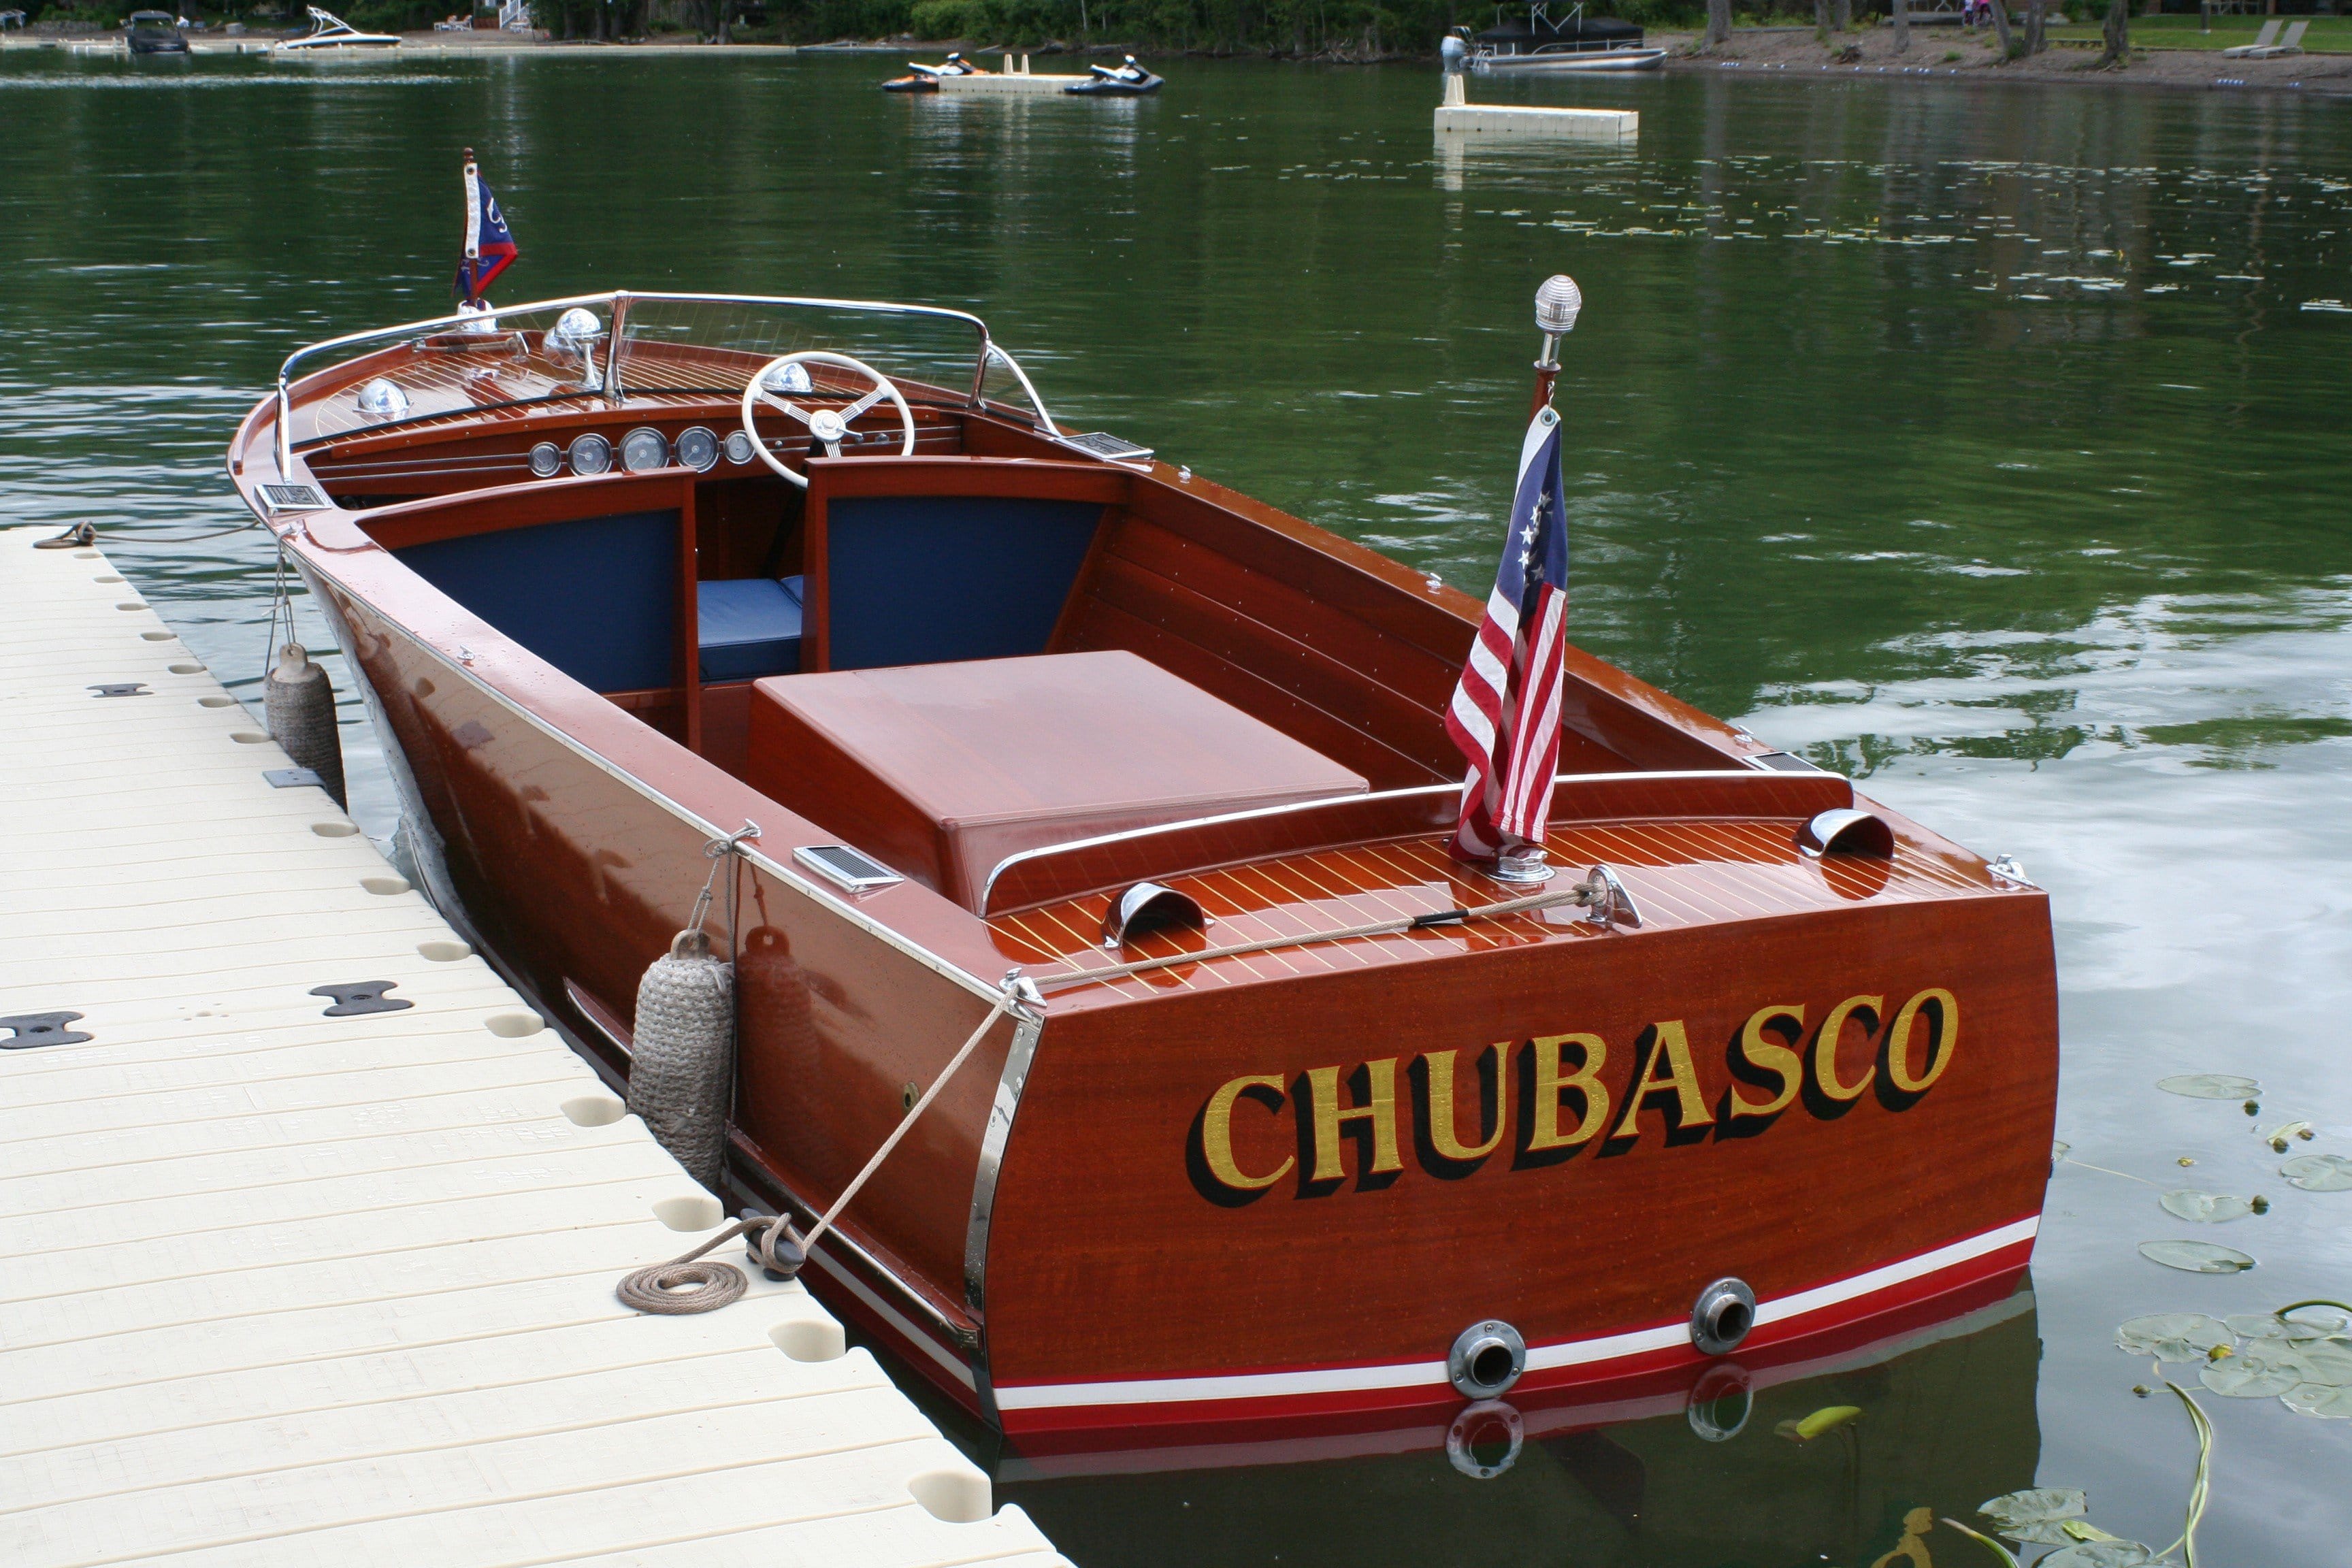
xmin=2241 ymin=17 xmax=2308 ymax=55
xmin=2220 ymin=18 xmax=2283 ymax=56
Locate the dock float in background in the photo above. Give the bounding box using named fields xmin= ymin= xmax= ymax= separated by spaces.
xmin=1433 ymin=71 xmax=1638 ymax=140
xmin=0 ymin=526 xmax=1066 ymax=1568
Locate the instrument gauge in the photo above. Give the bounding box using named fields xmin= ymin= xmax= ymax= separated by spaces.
xmin=527 ymin=440 xmax=562 ymax=478
xmin=674 ymin=425 xmax=719 ymax=473
xmin=619 ymin=427 xmax=669 ymax=474
xmin=723 ymin=429 xmax=756 ymax=466
xmin=568 ymin=432 xmax=612 ymax=476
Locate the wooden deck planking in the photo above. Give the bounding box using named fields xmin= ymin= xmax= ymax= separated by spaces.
xmin=0 ymin=528 xmax=1066 ymax=1568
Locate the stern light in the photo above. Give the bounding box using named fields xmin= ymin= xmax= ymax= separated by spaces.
xmin=356 ymin=378 xmax=409 ymax=416
xmin=1797 ymin=808 xmax=1893 ymax=859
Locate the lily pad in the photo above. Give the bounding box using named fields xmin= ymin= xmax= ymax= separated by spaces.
xmin=2202 ymin=1347 xmax=2306 ymax=1397
xmin=2230 ymin=1309 xmax=2349 ymax=1343
xmin=2258 ymin=1119 xmax=2315 ymax=1145
xmin=2291 ymin=1340 xmax=2352 ymax=1387
xmin=2139 ymin=1239 xmax=2257 ymax=1273
xmin=2115 ymin=1312 xmax=2232 ymax=1362
xmin=2283 ymin=1382 xmax=2352 ymax=1420
xmin=2281 ymin=1154 xmax=2352 ymax=1192
xmin=1978 ymin=1487 xmax=2089 ymax=1545
xmin=2160 ymin=1190 xmax=2257 ymax=1223
xmin=2158 ymin=1073 xmax=2260 ymax=1099
xmin=2042 ymin=1544 xmax=2153 ymax=1568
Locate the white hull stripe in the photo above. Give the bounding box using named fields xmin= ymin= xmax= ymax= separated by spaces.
xmin=993 ymin=1216 xmax=2039 ymax=1412
xmin=804 ymin=1243 xmax=977 ymax=1390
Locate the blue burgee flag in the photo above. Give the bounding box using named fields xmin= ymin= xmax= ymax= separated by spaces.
xmin=453 ymin=150 xmax=518 ymax=303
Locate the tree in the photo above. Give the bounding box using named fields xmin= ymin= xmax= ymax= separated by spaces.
xmin=2025 ymin=0 xmax=2044 ymax=52
xmin=1893 ymin=0 xmax=1909 ymax=51
xmin=1831 ymin=0 xmax=1849 ymax=30
xmin=1705 ymin=0 xmax=1729 ymax=48
xmin=2100 ymin=0 xmax=2127 ymax=64
xmin=1987 ymin=0 xmax=2013 ymax=56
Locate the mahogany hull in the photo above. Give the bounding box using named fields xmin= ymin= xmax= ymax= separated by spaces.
xmin=231 ymin=310 xmax=2059 ymax=1441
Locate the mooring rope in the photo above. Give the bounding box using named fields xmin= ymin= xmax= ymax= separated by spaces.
xmin=1030 ymin=882 xmax=1601 ymax=992
xmin=615 ymin=977 xmax=1026 ymax=1315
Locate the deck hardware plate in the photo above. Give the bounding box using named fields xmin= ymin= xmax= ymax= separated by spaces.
xmin=265 ymin=766 xmax=329 ymax=789
xmin=1057 ymin=431 xmax=1155 ymax=463
xmin=258 ymin=483 xmax=331 ymax=512
xmin=0 ymin=1012 xmax=92 ymax=1049
xmin=793 ymin=843 xmax=904 ymax=894
xmin=1748 ymin=750 xmax=1830 ymax=774
xmin=88 ymin=682 xmax=150 ymax=698
xmin=308 ymin=981 xmax=414 ymax=1017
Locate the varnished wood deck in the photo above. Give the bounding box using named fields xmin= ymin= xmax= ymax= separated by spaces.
xmin=991 ymin=814 xmax=1993 ymax=997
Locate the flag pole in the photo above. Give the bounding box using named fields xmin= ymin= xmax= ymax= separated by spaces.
xmin=460 ymin=146 xmax=480 ymax=309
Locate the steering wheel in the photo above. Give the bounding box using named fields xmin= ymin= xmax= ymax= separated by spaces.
xmin=738 ymin=350 xmax=917 ymax=489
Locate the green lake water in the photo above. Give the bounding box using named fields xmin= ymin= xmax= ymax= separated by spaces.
xmin=3 ymin=48 xmax=2347 ymax=1565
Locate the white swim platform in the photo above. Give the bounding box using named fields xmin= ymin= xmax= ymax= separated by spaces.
xmin=0 ymin=526 xmax=1067 ymax=1568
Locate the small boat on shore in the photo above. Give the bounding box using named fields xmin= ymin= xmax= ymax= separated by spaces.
xmin=274 ymin=5 xmax=399 ymax=52
xmin=228 ymin=274 xmax=2055 ymax=1442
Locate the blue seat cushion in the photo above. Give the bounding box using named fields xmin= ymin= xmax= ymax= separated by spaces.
xmin=698 ymin=576 xmax=804 ymax=682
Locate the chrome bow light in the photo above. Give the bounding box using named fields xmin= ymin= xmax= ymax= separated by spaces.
xmin=761 ymin=359 xmax=813 ymax=395
xmin=356 ymin=378 xmax=409 ymax=416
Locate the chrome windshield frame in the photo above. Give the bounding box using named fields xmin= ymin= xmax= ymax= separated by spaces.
xmin=272 ymin=289 xmax=1052 ymax=476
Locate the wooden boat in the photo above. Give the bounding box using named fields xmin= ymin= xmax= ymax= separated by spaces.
xmin=225 ymin=288 xmax=2057 ymax=1441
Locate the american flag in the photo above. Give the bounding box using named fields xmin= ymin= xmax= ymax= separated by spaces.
xmin=1445 ymin=406 xmax=1570 ymax=863
xmin=453 ymin=154 xmax=519 ymax=304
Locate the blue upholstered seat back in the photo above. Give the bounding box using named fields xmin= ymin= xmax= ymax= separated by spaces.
xmin=824 ymin=496 xmax=1103 ymax=671
xmin=394 ymin=509 xmax=678 ymax=693
xmin=698 ymin=575 xmax=804 ymax=681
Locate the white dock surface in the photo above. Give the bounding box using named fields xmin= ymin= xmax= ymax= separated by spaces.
xmin=0 ymin=527 xmax=1066 ymax=1568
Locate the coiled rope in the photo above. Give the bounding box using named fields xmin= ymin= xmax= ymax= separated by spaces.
xmin=616 ymin=976 xmax=1027 ymax=1315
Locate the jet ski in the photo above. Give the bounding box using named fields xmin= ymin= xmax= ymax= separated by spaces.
xmin=882 ymin=50 xmax=981 ymax=92
xmin=1065 ymin=54 xmax=1162 ymax=95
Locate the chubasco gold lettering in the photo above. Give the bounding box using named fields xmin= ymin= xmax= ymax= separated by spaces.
xmin=1191 ymin=987 xmax=1961 ymax=1200
xmin=1729 ymin=1003 xmax=1805 ymax=1120
xmin=1812 ymin=994 xmax=1882 ymax=1103
xmin=1305 ymin=1058 xmax=1403 ymax=1182
xmin=1200 ymin=1073 xmax=1292 ymax=1190
xmin=1425 ymin=1043 xmax=1509 ymax=1162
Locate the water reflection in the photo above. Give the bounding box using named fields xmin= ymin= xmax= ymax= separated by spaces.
xmin=904 ymin=1284 xmax=2040 ymax=1568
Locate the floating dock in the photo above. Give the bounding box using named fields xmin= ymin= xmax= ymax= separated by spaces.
xmin=1433 ymin=74 xmax=1638 ymax=140
xmin=935 ymin=56 xmax=1088 ymax=93
xmin=0 ymin=527 xmax=1066 ymax=1568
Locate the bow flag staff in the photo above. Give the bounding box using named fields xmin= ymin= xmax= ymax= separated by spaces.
xmin=453 ymin=147 xmax=519 ymax=308
xmin=1443 ymin=275 xmax=1582 ymax=883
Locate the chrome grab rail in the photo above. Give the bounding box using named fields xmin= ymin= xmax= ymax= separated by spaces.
xmin=271 ymin=289 xmax=1056 ymax=476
